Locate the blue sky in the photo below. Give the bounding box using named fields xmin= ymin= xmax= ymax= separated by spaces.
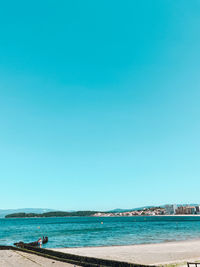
xmin=0 ymin=0 xmax=200 ymax=210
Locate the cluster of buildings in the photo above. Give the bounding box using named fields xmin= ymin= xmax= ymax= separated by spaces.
xmin=93 ymin=204 xmax=200 ymax=217
xmin=165 ymin=204 xmax=200 ymax=215
xmin=93 ymin=207 xmax=165 ymax=217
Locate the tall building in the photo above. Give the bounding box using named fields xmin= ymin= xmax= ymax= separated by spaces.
xmin=195 ymin=206 xmax=200 ymax=214
xmin=165 ymin=204 xmax=177 ymax=215
xmin=176 ymin=205 xmax=198 ymax=214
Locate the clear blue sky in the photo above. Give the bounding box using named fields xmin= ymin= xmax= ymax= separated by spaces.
xmin=0 ymin=0 xmax=200 ymax=211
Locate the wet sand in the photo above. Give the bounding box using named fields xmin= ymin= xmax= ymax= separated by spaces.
xmin=0 ymin=250 xmax=77 ymax=267
xmin=53 ymin=239 xmax=200 ymax=266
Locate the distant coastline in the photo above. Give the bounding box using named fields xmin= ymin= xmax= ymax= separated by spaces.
xmin=4 ymin=204 xmax=200 ymax=218
xmin=5 ymin=211 xmax=97 ymax=218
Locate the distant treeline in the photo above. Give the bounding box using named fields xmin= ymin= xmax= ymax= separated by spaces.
xmin=5 ymin=211 xmax=98 ymax=218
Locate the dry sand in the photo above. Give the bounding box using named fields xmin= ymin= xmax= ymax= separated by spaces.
xmin=53 ymin=239 xmax=200 ymax=266
xmin=0 ymin=250 xmax=77 ymax=267
xmin=2 ymin=239 xmax=200 ymax=266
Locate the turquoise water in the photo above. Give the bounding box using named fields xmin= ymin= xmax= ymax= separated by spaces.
xmin=1 ymin=216 xmax=200 ymax=248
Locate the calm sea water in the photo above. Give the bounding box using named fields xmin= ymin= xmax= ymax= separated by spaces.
xmin=1 ymin=216 xmax=200 ymax=248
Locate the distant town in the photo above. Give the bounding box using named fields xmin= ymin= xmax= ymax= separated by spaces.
xmin=4 ymin=205 xmax=200 ymax=218
xmin=93 ymin=205 xmax=200 ymax=217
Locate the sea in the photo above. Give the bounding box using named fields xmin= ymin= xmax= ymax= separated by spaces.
xmin=1 ymin=216 xmax=200 ymax=248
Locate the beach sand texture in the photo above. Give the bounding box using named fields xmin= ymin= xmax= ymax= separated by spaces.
xmin=53 ymin=239 xmax=200 ymax=266
xmin=2 ymin=240 xmax=200 ymax=266
xmin=0 ymin=250 xmax=76 ymax=267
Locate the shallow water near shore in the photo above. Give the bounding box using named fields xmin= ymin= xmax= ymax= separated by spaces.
xmin=1 ymin=216 xmax=200 ymax=248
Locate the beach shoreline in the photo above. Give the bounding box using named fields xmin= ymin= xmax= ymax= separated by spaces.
xmin=2 ymin=239 xmax=200 ymax=266
xmin=54 ymin=236 xmax=200 ymax=249
xmin=52 ymin=239 xmax=200 ymax=266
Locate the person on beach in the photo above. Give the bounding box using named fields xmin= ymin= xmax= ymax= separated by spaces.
xmin=38 ymin=237 xmax=42 ymax=248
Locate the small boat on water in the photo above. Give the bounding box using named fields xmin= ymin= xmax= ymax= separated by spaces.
xmin=14 ymin=236 xmax=48 ymax=247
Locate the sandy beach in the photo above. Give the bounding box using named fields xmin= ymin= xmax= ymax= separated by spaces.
xmin=53 ymin=239 xmax=200 ymax=266
xmin=0 ymin=250 xmax=77 ymax=267
xmin=2 ymin=239 xmax=200 ymax=266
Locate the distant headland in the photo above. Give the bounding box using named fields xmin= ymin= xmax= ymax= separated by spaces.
xmin=4 ymin=204 xmax=200 ymax=218
xmin=5 ymin=211 xmax=97 ymax=218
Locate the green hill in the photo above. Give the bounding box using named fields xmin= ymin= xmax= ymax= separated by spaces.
xmin=5 ymin=210 xmax=98 ymax=218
